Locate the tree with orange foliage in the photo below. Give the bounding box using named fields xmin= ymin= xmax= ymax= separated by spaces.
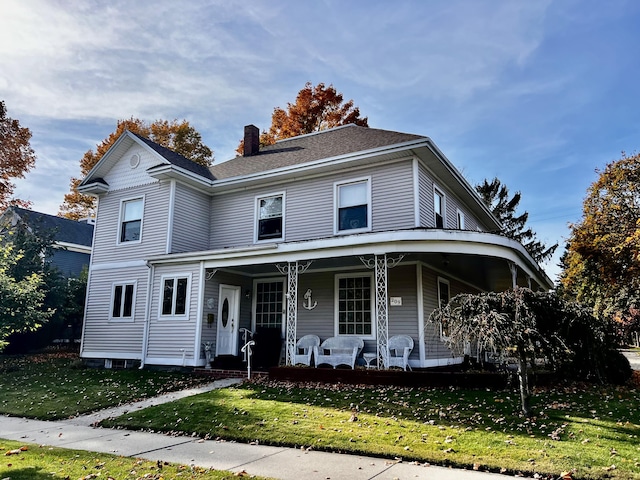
xmin=59 ymin=118 xmax=213 ymax=220
xmin=560 ymin=151 xmax=640 ymax=341
xmin=0 ymin=101 xmax=36 ymax=211
xmin=237 ymin=82 xmax=368 ymax=154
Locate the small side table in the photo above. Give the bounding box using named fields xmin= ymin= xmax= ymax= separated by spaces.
xmin=363 ymin=353 xmax=377 ymax=369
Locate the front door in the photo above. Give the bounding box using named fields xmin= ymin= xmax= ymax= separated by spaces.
xmin=216 ymin=285 xmax=240 ymax=356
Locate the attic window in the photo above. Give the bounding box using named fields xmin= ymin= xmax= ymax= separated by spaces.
xmin=129 ymin=154 xmax=140 ymax=169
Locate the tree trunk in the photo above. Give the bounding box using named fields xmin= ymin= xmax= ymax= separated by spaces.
xmin=517 ymin=350 xmax=531 ymax=417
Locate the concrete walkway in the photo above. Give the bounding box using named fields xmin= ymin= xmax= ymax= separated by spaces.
xmin=0 ymin=378 xmax=506 ymax=480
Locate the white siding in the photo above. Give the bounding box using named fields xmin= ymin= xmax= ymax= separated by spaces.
xmin=172 ymin=183 xmax=210 ymax=253
xmin=92 ymin=182 xmax=170 ymax=264
xmin=103 ymin=145 xmax=160 ymax=191
xmin=418 ymin=162 xmax=484 ymax=231
xmin=210 ymin=160 xmax=415 ymax=249
xmin=81 ymin=266 xmax=148 ymax=357
xmin=418 ymin=164 xmax=434 ymax=228
xmin=146 ymin=263 xmax=201 ymax=362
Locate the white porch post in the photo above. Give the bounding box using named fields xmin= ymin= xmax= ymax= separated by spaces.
xmin=359 ymin=254 xmax=404 ymax=370
xmin=509 ymin=262 xmax=518 ymax=289
xmin=276 ymin=261 xmax=313 ymax=366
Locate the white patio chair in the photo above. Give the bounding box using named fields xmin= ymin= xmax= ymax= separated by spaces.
xmin=388 ymin=335 xmax=414 ymax=371
xmin=294 ymin=334 xmax=320 ymax=366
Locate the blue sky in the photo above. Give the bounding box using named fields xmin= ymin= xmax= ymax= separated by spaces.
xmin=2 ymin=0 xmax=639 ymax=281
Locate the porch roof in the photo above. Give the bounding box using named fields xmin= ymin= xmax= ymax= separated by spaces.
xmin=146 ymin=229 xmax=553 ymax=291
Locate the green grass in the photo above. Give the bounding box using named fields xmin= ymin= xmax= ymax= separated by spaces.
xmin=102 ymin=379 xmax=640 ymax=480
xmin=2 ymin=352 xmax=640 ymax=479
xmin=0 ymin=352 xmax=211 ymax=420
xmin=0 ymin=439 xmax=272 ymax=479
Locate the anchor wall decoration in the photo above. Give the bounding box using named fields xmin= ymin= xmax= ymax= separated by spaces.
xmin=302 ymin=289 xmax=317 ymax=310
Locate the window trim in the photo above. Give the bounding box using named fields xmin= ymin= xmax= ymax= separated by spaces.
xmin=334 ymin=272 xmax=376 ymax=340
xmin=456 ymin=209 xmax=465 ymax=229
xmin=109 ymin=280 xmax=137 ymax=322
xmin=434 ymin=186 xmax=445 ymax=229
xmin=159 ymin=273 xmax=192 ymax=320
xmin=117 ymin=195 xmax=145 ymax=245
xmin=334 ymin=177 xmax=372 ymax=235
xmin=254 ymin=192 xmax=285 ymax=243
xmin=437 ymin=276 xmax=451 ymax=339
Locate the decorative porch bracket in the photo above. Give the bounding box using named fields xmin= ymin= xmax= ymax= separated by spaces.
xmin=359 ymin=254 xmax=404 ymax=369
xmin=276 ymin=260 xmax=313 ymax=366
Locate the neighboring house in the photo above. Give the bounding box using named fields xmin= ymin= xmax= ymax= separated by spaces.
xmin=0 ymin=206 xmax=94 ymax=278
xmin=78 ymin=124 xmax=552 ymax=370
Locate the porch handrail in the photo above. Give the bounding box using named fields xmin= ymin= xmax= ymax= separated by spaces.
xmin=239 ymin=328 xmax=254 ymax=363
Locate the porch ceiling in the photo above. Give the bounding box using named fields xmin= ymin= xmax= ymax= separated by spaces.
xmin=215 ymin=251 xmax=539 ymax=292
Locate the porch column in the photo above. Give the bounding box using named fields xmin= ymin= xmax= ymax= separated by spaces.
xmin=276 ymin=261 xmax=313 ymax=366
xmin=509 ymin=262 xmax=518 ymax=289
xmin=359 ymin=254 xmax=404 ymax=369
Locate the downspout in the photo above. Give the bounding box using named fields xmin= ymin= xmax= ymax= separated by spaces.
xmin=139 ymin=261 xmax=154 ymax=369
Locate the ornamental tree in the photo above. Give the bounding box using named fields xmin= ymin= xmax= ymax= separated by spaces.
xmin=0 ymin=100 xmax=37 ymax=210
xmin=0 ymin=243 xmax=52 ymax=351
xmin=561 ymin=152 xmax=640 ymax=332
xmin=236 ymin=82 xmax=368 ymax=154
xmin=428 ymin=288 xmax=627 ymax=417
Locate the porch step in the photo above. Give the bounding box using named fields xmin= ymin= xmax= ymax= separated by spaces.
xmin=211 ymin=355 xmax=245 ymax=370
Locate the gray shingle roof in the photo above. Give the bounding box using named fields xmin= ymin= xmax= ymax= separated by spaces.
xmin=12 ymin=207 xmax=94 ymax=247
xmin=131 ymin=132 xmax=215 ymax=181
xmin=209 ymin=124 xmax=426 ymax=180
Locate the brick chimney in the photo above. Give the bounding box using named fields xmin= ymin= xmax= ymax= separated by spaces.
xmin=243 ymin=124 xmax=260 ymax=157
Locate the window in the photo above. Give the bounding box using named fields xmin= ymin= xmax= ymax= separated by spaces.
xmin=120 ymin=198 xmax=143 ymax=243
xmin=111 ymin=282 xmax=136 ymax=321
xmin=254 ymin=280 xmax=284 ymax=330
xmin=161 ymin=275 xmax=190 ymax=317
xmin=456 ymin=209 xmax=465 ymax=229
xmin=336 ymin=179 xmax=370 ymax=232
xmin=256 ymin=194 xmax=283 ymax=241
xmin=437 ymin=277 xmax=450 ymax=337
xmin=336 ymin=274 xmax=373 ymax=336
xmin=434 ymin=188 xmax=445 ymax=228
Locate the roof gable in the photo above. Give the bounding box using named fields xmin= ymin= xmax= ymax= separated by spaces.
xmin=80 ymin=130 xmax=214 ymax=189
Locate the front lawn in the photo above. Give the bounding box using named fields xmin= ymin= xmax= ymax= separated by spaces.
xmin=102 ymin=379 xmax=640 ymax=480
xmin=0 ymin=439 xmax=271 ymax=480
xmin=0 ymin=352 xmax=211 ymax=420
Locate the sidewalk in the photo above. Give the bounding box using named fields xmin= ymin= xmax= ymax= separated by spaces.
xmin=0 ymin=378 xmax=506 ymax=480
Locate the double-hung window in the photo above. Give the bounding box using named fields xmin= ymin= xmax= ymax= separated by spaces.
xmin=161 ymin=275 xmax=190 ymax=318
xmin=434 ymin=188 xmax=445 ymax=228
xmin=336 ymin=273 xmax=373 ymax=336
xmin=336 ymin=178 xmax=371 ymax=233
xmin=120 ymin=198 xmax=143 ymax=243
xmin=111 ymin=282 xmax=136 ymax=321
xmin=256 ymin=194 xmax=284 ymax=241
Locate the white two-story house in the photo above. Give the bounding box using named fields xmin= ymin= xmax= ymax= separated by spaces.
xmin=78 ymin=124 xmax=552 ymax=370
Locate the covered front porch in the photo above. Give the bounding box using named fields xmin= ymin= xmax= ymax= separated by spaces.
xmin=147 ymin=229 xmax=552 ymax=371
